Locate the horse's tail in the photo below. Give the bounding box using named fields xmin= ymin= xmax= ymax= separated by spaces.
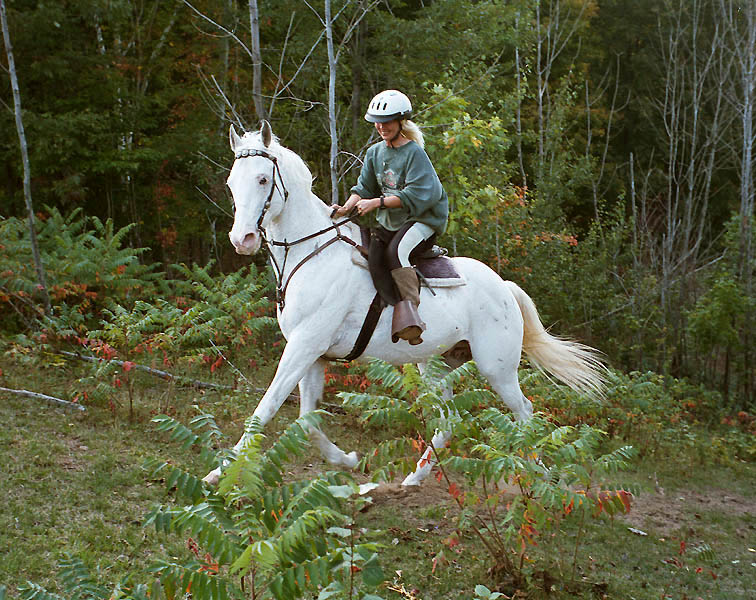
xmin=504 ymin=281 xmax=606 ymax=396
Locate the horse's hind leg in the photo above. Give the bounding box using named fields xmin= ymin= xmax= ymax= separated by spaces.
xmin=470 ymin=326 xmax=533 ymax=422
xmin=401 ymin=363 xmax=454 ymax=487
xmin=299 ymin=359 xmax=359 ymax=469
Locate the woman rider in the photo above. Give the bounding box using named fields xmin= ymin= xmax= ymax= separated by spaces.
xmin=333 ymin=90 xmax=449 ymax=345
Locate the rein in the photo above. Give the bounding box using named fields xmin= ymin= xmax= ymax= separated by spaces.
xmin=234 ymin=147 xmax=359 ymax=310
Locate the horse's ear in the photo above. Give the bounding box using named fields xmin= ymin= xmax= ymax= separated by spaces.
xmin=260 ymin=120 xmax=272 ymax=148
xmin=229 ymin=124 xmax=243 ymax=153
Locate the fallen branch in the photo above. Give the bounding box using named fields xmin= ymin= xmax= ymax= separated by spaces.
xmin=59 ymin=351 xmax=242 ymax=392
xmin=0 ymin=385 xmax=86 ymax=411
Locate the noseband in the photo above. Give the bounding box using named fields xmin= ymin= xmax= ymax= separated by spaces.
xmin=233 ymin=147 xmax=358 ymax=310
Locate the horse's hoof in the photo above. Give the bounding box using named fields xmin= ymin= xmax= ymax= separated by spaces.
xmin=343 ymin=451 xmax=359 ymax=469
xmin=400 ymin=473 xmax=424 ymax=487
xmin=202 ymin=468 xmax=221 ymax=486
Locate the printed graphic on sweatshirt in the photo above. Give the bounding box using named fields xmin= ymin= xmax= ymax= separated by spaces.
xmin=381 ymin=168 xmax=398 ymax=190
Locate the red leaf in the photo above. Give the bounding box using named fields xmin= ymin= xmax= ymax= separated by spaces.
xmin=123 ymin=361 xmax=136 ymax=372
xmin=448 ymin=483 xmax=461 ymax=499
xmin=435 ymin=470 xmax=443 ymax=482
xmin=563 ymin=499 xmax=574 ymax=516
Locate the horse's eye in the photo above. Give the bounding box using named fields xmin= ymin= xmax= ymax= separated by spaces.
xmin=260 ymin=177 xmax=269 ymax=186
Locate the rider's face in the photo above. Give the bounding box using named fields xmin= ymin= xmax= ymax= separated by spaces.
xmin=375 ymin=119 xmax=401 ymax=143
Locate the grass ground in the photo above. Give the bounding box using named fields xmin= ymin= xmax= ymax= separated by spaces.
xmin=1 ymin=352 xmax=754 ymax=600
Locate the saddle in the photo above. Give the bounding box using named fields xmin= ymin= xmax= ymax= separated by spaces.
xmin=333 ymin=226 xmax=466 ymax=363
xmin=352 ymin=226 xmax=466 ymax=303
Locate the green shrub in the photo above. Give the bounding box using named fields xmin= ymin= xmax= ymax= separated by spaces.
xmin=341 ymin=358 xmax=635 ymax=594
xmin=15 ymin=410 xmax=386 ymax=600
xmin=0 ymin=207 xmax=161 ymax=332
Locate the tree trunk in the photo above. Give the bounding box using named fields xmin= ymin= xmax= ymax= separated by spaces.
xmin=249 ymin=0 xmax=267 ymax=122
xmin=325 ymin=0 xmax=340 ymax=205
xmin=719 ymin=0 xmax=754 ymax=405
xmin=0 ymin=0 xmax=51 ymax=315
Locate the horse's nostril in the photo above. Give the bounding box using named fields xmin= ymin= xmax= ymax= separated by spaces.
xmin=243 ymin=233 xmax=257 ymax=245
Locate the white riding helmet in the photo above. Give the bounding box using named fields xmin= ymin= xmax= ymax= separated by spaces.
xmin=365 ymin=90 xmax=412 ymax=123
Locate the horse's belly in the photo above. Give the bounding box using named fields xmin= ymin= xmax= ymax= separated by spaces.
xmin=324 ymin=288 xmax=470 ymax=364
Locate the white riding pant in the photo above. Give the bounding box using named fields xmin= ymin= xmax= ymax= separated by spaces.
xmin=396 ymin=222 xmax=435 ymax=268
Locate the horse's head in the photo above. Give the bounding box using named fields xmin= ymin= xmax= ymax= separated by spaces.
xmin=227 ymin=121 xmax=286 ymax=255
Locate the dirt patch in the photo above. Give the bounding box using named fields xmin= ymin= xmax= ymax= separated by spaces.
xmin=58 ymin=434 xmax=90 ymax=472
xmin=362 ymin=478 xmax=451 ymax=509
xmin=620 ymin=488 xmax=756 ymax=537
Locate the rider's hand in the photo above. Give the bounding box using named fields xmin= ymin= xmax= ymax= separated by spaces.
xmin=355 ymin=198 xmax=380 ymax=216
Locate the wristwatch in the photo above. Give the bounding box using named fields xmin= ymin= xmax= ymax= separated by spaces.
xmin=380 ymin=195 xmax=386 ymax=209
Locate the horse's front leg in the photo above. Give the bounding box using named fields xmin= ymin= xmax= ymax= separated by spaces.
xmin=202 ymin=331 xmax=329 ymax=484
xmin=299 ymin=359 xmax=359 ymax=468
xmin=401 ymin=363 xmax=455 ymax=487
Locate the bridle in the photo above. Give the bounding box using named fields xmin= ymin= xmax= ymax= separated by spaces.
xmin=233 ymin=147 xmax=359 ymax=310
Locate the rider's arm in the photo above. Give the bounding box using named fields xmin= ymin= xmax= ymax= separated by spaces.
xmin=340 ymin=193 xmax=362 ymax=212
xmin=350 ymin=145 xmax=380 ymax=200
xmin=353 ymin=193 xmax=401 ymax=215
xmin=393 ymin=145 xmax=444 ymax=217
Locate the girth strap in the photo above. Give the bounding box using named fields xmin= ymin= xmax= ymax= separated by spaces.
xmin=331 ymin=292 xmax=385 ymax=362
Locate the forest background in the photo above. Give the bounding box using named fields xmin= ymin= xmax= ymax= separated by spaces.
xmin=1 ymin=0 xmax=753 ymax=408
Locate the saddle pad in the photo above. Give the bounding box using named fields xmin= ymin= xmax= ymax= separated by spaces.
xmin=351 ymin=249 xmax=466 ymax=288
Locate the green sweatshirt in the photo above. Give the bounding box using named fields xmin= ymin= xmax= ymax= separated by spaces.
xmin=351 ymin=140 xmax=449 ymax=235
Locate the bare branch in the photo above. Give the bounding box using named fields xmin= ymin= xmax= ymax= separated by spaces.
xmin=195 ymin=185 xmax=234 ymax=218
xmin=180 ymin=0 xmax=255 ymax=61
xmin=0 ymin=385 xmax=86 ymax=411
xmin=59 ymin=351 xmax=241 ymax=391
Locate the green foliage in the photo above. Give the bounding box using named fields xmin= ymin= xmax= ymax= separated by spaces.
xmin=473 ymin=584 xmax=506 ymax=600
xmin=17 ymin=555 xmax=154 ymax=600
xmin=525 ymin=368 xmax=755 ymax=463
xmin=15 ymin=409 xmax=385 ymax=600
xmin=142 ymin=410 xmax=385 ymax=600
xmin=340 ymin=357 xmax=484 ymax=481
xmin=342 ymin=358 xmax=635 ymax=592
xmin=0 ymin=208 xmax=160 ymax=331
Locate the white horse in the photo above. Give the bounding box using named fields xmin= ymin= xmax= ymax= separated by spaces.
xmin=204 ymin=121 xmax=604 ymax=486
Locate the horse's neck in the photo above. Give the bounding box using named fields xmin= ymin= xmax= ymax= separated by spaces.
xmin=266 ymin=190 xmax=356 ymax=282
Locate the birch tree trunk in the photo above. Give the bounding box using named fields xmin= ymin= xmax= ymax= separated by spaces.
xmin=325 ymin=0 xmax=340 ymax=205
xmin=642 ymin=0 xmax=726 ymax=374
xmin=719 ymin=0 xmax=755 ymax=403
xmin=0 ymin=0 xmax=51 ymax=315
xmin=533 ymin=0 xmax=589 ymax=181
xmin=249 ymin=0 xmax=267 ymax=122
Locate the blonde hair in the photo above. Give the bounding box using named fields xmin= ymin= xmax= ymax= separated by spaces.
xmin=401 ymin=119 xmax=425 ymax=148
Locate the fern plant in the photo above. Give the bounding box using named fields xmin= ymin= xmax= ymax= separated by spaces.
xmin=341 ymin=357 xmax=636 ymax=593
xmin=168 ymin=261 xmax=277 ymax=356
xmin=54 ymin=261 xmax=276 ymax=414
xmin=1 ymin=207 xmax=161 ymax=334
xmin=144 ymin=409 xmax=385 ymax=600
xmin=16 ymin=410 xmax=385 ymax=600
xmin=17 ymin=556 xmax=151 ymax=600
